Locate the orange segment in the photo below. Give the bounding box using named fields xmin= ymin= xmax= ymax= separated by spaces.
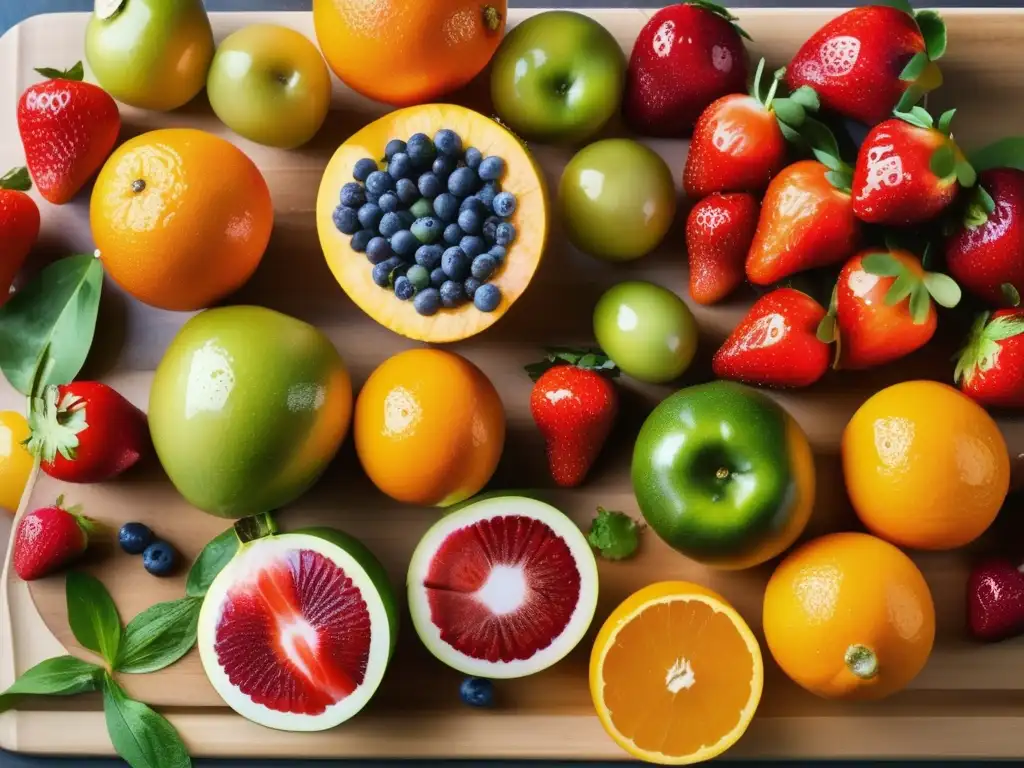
xmin=590 ymin=582 xmax=763 ymax=765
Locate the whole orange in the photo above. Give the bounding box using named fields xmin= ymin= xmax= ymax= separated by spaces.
xmin=312 ymin=0 xmax=506 ymax=106
xmin=763 ymin=532 xmax=935 ymax=700
xmin=354 ymin=348 xmax=505 ymax=506
xmin=91 ymin=128 xmax=273 ymax=312
xmin=843 ymin=380 xmax=1009 ymax=550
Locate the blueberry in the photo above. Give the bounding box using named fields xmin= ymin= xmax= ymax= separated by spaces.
xmin=460 ymin=235 xmax=486 ymax=258
xmin=430 ymin=267 xmax=447 ymax=288
xmin=142 ymin=540 xmax=178 ymax=577
xmin=488 ymin=244 xmax=507 ymax=263
xmin=473 ymin=283 xmax=502 ymax=312
xmin=406 ymin=133 xmax=436 ymax=167
xmin=332 ymin=205 xmax=359 ymax=235
xmin=366 ymin=236 xmax=394 ymax=265
xmin=415 ymin=244 xmax=444 ymax=270
xmin=448 ymin=167 xmax=479 ymax=197
xmin=365 ymin=191 xmax=380 ymax=205
xmin=459 ymin=677 xmax=494 ymax=708
xmin=378 ymin=192 xmax=399 ymax=213
xmin=434 ymin=129 xmax=463 ymax=157
xmin=464 ymin=146 xmax=483 ymax=169
xmin=482 ymin=215 xmax=500 ymax=243
xmin=393 ymin=275 xmax=415 ymax=300
xmin=351 ymin=229 xmax=374 ymax=252
xmin=410 ymin=197 xmax=434 ymax=218
xmin=379 ymin=212 xmax=403 ymax=238
xmin=432 ymin=154 xmax=457 ymax=179
xmin=391 ymin=230 xmax=419 ymax=259
xmin=471 ymin=254 xmax=497 ymax=281
xmin=458 ymin=208 xmax=483 ymax=235
xmin=411 ymin=217 xmax=442 ymax=244
xmin=366 ymin=170 xmax=394 ymax=195
xmin=118 ymin=522 xmax=153 ymax=555
xmin=443 ymin=223 xmax=463 ymax=245
xmin=406 ymin=264 xmax=430 ymax=291
xmin=463 ymin=276 xmax=481 ymax=298
xmin=478 ymin=156 xmax=505 ymax=181
xmin=433 ymin=193 xmax=459 ymax=223
xmin=384 ymin=138 xmax=407 ymax=160
xmin=476 ymin=181 xmax=499 ymax=211
xmin=495 ymin=222 xmax=516 ymax=246
xmin=414 ymin=287 xmax=441 ymax=316
xmin=372 ymin=257 xmax=403 ymax=287
xmin=353 ymin=157 xmax=378 ymax=182
xmin=395 ymin=178 xmax=419 ymax=206
xmin=440 ymin=279 xmax=465 ymax=308
xmin=357 ymin=203 xmax=383 ymax=231
xmin=493 ymin=192 xmax=517 ymax=218
xmin=442 ymin=246 xmax=470 ymax=281
xmin=418 ymin=172 xmax=443 ymax=199
xmin=388 ymin=152 xmax=413 ymax=180
xmin=340 ymin=182 xmax=366 ymax=208
xmin=460 ymin=195 xmax=486 ymax=214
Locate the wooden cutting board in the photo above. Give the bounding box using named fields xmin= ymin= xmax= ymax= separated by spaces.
xmin=3 ymin=6 xmax=1024 ymax=761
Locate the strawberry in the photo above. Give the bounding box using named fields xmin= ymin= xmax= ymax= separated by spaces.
xmin=712 ymin=287 xmax=831 ymax=388
xmin=685 ymin=192 xmax=758 ymax=305
xmin=820 ymin=249 xmax=961 ymax=370
xmin=785 ymin=3 xmax=946 ymax=126
xmin=954 ymin=310 xmax=1024 ymax=408
xmin=13 ymin=496 xmax=98 ymax=581
xmin=623 ymin=1 xmax=750 ymax=137
xmin=967 ymin=557 xmax=1024 ymax=642
xmin=0 ymin=167 xmax=40 ymax=305
xmin=526 ymin=350 xmax=619 ymax=488
xmin=851 ymin=108 xmax=973 ymax=226
xmin=17 ymin=62 xmax=120 ymax=205
xmin=25 ymin=382 xmax=149 ymax=484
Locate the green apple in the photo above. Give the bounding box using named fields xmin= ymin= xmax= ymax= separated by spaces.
xmin=207 ymin=24 xmax=332 ymax=149
xmin=85 ymin=0 xmax=214 ymax=112
xmin=490 ymin=10 xmax=626 ymax=145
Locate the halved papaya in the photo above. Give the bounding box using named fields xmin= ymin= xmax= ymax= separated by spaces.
xmin=316 ymin=104 xmax=549 ymax=343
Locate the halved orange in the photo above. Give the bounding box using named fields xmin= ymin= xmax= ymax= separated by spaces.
xmin=589 ymin=582 xmax=763 ymax=765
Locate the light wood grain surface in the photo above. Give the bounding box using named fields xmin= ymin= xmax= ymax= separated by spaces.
xmin=3 ymin=7 xmax=1024 ymax=760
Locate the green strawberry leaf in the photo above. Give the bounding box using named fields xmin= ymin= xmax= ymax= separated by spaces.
xmin=915 ymin=10 xmax=948 ymax=61
xmin=0 ymin=655 xmax=103 ymax=713
xmin=799 ymin=116 xmax=844 ymax=169
xmin=984 ymin=312 xmax=1024 ymax=341
xmin=923 ymin=272 xmax=962 ymax=308
xmin=778 ymin=121 xmax=803 ymax=145
xmin=978 ymin=185 xmax=997 ymax=215
xmin=816 ymin=313 xmax=837 ymax=344
xmin=587 ymin=508 xmax=641 ymax=561
xmin=969 ymin=137 xmax=1024 ymax=173
xmin=929 ymin=144 xmax=956 ymax=180
xmin=185 ymin=527 xmax=240 ymax=598
xmin=116 ymin=597 xmax=201 ymax=675
xmin=788 ymin=86 xmax=820 ymax=112
xmin=1003 ymin=283 xmax=1022 ymax=307
xmin=771 ymin=99 xmax=805 ymax=129
xmin=885 ymin=271 xmax=917 ymax=307
xmin=921 ymin=241 xmax=937 ymax=271
xmin=861 ymin=252 xmax=904 ymax=277
xmin=875 ymin=0 xmax=915 ymax=15
xmin=524 ymin=347 xmax=619 ymax=382
xmin=895 ymin=83 xmax=926 ymax=113
xmin=0 ymin=167 xmax=31 ymax=192
xmin=66 ymin=572 xmax=122 ymax=667
xmin=953 ymin=311 xmax=1024 ymax=385
xmin=955 ymin=159 xmax=978 ymax=189
xmin=909 ymin=284 xmax=932 ymax=324
xmin=35 ymin=62 xmax=84 ymax=82
xmin=686 ymin=0 xmax=752 ymax=40
xmin=937 ymin=108 xmax=956 ymax=135
xmin=900 ymin=51 xmax=930 ymax=83
xmin=102 ymin=674 xmax=191 ymax=768
xmin=895 ymin=106 xmax=934 ymax=130
xmin=825 ymin=168 xmax=853 ymax=193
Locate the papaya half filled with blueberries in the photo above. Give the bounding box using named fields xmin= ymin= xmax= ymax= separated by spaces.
xmin=316 ymin=104 xmax=549 ymax=343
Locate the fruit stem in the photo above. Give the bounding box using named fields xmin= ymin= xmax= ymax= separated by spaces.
xmin=233 ymin=511 xmax=278 ymax=544
xmin=844 ymin=644 xmax=878 ymax=680
xmin=716 ymin=467 xmax=730 ymax=480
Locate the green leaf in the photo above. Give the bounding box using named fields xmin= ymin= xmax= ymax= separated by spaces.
xmin=116 ymin=598 xmax=201 ymax=675
xmin=895 ymin=106 xmax=934 ymax=130
xmin=587 ymin=508 xmax=641 ymax=561
xmin=66 ymin=571 xmax=122 ymax=667
xmin=874 ymin=0 xmax=914 ymax=15
xmin=788 ymin=86 xmax=820 ymax=112
xmin=0 ymin=255 xmax=103 ymax=396
xmin=900 ymin=51 xmax=930 ymax=83
xmin=800 ymin=116 xmax=842 ymax=167
xmin=825 ymin=168 xmax=853 ymax=192
xmin=816 ymin=313 xmax=837 ymax=343
xmin=686 ymin=0 xmax=752 ymax=40
xmin=983 ymin=312 xmax=1024 ymax=342
xmin=930 ymin=144 xmax=956 ymax=179
xmin=915 ymin=10 xmax=948 ymax=60
xmin=102 ymin=675 xmax=191 ymax=768
xmin=771 ymin=99 xmax=805 ymax=129
xmin=969 ymin=137 xmax=1024 ymax=173
xmin=185 ymin=528 xmax=240 ymax=598
xmin=0 ymin=655 xmax=102 ymax=712
xmin=937 ymin=108 xmax=956 ymax=135
xmin=923 ymin=272 xmax=962 ymax=308
xmin=978 ymin=185 xmax=997 ymax=215
xmin=909 ymin=285 xmax=932 ymax=324
xmin=0 ymin=167 xmax=31 ymax=192
xmin=778 ymin=121 xmax=803 ymax=145
xmin=956 ymin=159 xmax=978 ymax=189
xmin=895 ymin=84 xmax=925 ymax=113
xmin=861 ymin=252 xmax=904 ymax=277
xmin=885 ymin=271 xmax=917 ymax=306
xmin=1003 ymin=283 xmax=1021 ymax=307
xmin=34 ymin=62 xmax=84 ymax=81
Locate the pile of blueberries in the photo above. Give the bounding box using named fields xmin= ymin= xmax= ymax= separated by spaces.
xmin=332 ymin=128 xmax=519 ymax=316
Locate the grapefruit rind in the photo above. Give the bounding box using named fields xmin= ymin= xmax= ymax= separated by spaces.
xmin=198 ymin=530 xmax=396 ymax=732
xmin=407 ymin=494 xmax=598 ymax=679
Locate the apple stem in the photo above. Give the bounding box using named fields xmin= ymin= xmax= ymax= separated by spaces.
xmin=844 ymin=644 xmax=878 ymax=680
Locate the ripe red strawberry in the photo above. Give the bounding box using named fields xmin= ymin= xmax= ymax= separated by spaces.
xmin=851 ymin=108 xmax=971 ymax=226
xmin=712 ymin=288 xmax=831 ymax=388
xmin=954 ymin=309 xmax=1024 ymax=408
xmin=13 ymin=496 xmax=97 ymax=581
xmin=685 ymin=192 xmax=758 ymax=304
xmin=785 ymin=4 xmax=946 ymax=126
xmin=624 ymin=1 xmax=750 ymax=137
xmin=17 ymin=62 xmax=120 ymax=205
xmin=746 ymin=159 xmax=860 ymax=285
xmin=967 ymin=557 xmax=1024 ymax=642
xmin=0 ymin=167 xmax=40 ymax=305
xmin=823 ymin=249 xmax=961 ymax=370
xmin=25 ymin=382 xmax=149 ymax=484
xmin=526 ymin=350 xmax=619 ymax=488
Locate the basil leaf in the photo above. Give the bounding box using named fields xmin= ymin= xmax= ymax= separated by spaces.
xmin=116 ymin=598 xmax=201 ymax=675
xmin=0 ymin=255 xmax=103 ymax=396
xmin=186 ymin=527 xmax=239 ymax=598
xmin=102 ymin=675 xmax=191 ymax=768
xmin=915 ymin=10 xmax=947 ymax=61
xmin=0 ymin=655 xmax=102 ymax=712
xmin=66 ymin=571 xmax=122 ymax=666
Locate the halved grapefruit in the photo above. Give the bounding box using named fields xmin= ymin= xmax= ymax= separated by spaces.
xmin=407 ymin=494 xmax=598 ymax=678
xmin=198 ymin=525 xmax=397 ymax=731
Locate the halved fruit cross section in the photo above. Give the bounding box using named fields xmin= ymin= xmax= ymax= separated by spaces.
xmin=408 ymin=495 xmax=598 ymax=678
xmin=199 ymin=528 xmax=397 ymax=731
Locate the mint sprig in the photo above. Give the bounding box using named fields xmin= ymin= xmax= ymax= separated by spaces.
xmin=117 ymin=597 xmax=202 ymax=675
xmin=103 ymin=674 xmax=191 ymax=768
xmin=66 ymin=571 xmax=122 ymax=666
xmin=587 ymin=508 xmax=642 ymax=561
xmin=0 ymin=655 xmax=102 ymax=711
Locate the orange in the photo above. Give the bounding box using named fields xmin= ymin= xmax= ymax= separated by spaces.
xmin=842 ymin=379 xmax=1009 ymax=550
xmin=90 ymin=128 xmax=274 ymax=312
xmin=589 ymin=581 xmax=763 ymax=765
xmin=762 ymin=532 xmax=935 ymax=701
xmin=0 ymin=411 xmax=33 ymax=514
xmin=313 ymin=0 xmax=506 ymax=106
xmin=354 ymin=348 xmax=505 ymax=506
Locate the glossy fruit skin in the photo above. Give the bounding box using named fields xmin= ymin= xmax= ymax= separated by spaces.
xmin=0 ymin=182 xmax=39 ymax=306
xmin=85 ymin=0 xmax=214 ymax=111
xmin=956 ymin=309 xmax=1024 ymax=408
xmin=91 ymin=128 xmax=273 ymax=312
xmin=560 ymin=139 xmax=676 ymax=262
xmin=785 ymin=6 xmax=931 ymax=126
xmin=851 ymin=119 xmax=957 ymax=225
xmin=142 ymin=540 xmax=177 ymax=576
xmin=684 ymin=95 xmax=786 ymax=197
xmin=624 ymin=3 xmax=749 ymax=137
xmin=314 ymin=0 xmax=506 ymax=107
xmin=686 ymin=192 xmax=758 ymax=304
xmin=0 ymin=412 xmax=33 ymax=514
xmin=835 ymin=250 xmax=936 ymax=370
xmin=354 ymin=348 xmax=504 ymax=507
xmin=207 ymin=24 xmax=332 ymax=150
xmin=746 ymin=160 xmax=860 ymax=285
xmin=968 ymin=558 xmax=1024 ymax=642
xmin=763 ymin=532 xmax=935 ymax=700
xmin=842 ymin=380 xmax=1009 ymax=550
xmin=946 ymin=169 xmax=1024 ymax=306
xmin=118 ymin=522 xmax=154 ymax=555
xmin=14 ymin=502 xmax=93 ymax=581
xmin=148 ymin=306 xmax=353 ymax=519
xmin=593 ymin=281 xmax=698 ymax=384
xmin=632 ymin=381 xmax=815 ymax=569
xmin=713 ymin=288 xmax=830 ymax=388
xmin=490 ymin=11 xmax=625 ymax=144
xmin=460 ymin=677 xmax=494 ymax=708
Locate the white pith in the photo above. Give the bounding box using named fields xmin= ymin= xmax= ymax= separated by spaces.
xmin=406 ymin=496 xmax=599 ymax=679
xmin=197 ymin=533 xmax=393 ymax=732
